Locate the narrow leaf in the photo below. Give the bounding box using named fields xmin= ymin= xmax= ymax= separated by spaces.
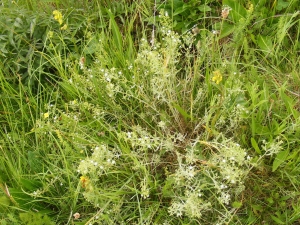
xmin=29 ymin=18 xmax=36 ymax=38
xmin=107 ymin=10 xmax=123 ymax=52
xmin=272 ymin=149 xmax=289 ymax=172
xmin=172 ymin=103 xmax=191 ymax=121
xmin=251 ymin=137 xmax=262 ymax=154
xmin=270 ymin=215 xmax=285 ymax=224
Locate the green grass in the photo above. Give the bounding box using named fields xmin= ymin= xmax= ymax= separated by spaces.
xmin=0 ymin=0 xmax=300 ymax=224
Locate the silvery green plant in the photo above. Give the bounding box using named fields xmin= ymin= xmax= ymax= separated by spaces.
xmin=58 ymin=10 xmax=260 ymax=224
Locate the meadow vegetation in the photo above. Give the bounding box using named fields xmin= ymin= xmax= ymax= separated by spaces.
xmin=0 ymin=0 xmax=299 ymax=224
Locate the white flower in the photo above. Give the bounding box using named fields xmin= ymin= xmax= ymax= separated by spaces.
xmin=220 ymin=184 xmax=227 ymax=189
xmin=158 ymin=120 xmax=166 ymax=128
xmin=73 ymin=212 xmax=80 ymax=219
xmin=212 ymin=30 xmax=220 ymax=35
xmin=79 ymin=57 xmax=85 ymax=69
xmin=127 ymin=132 xmax=132 ymax=138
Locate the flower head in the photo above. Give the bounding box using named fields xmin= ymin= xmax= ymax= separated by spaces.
xmin=80 ymin=176 xmax=89 ymax=188
xmin=47 ymin=31 xmax=54 ymax=38
xmin=247 ymin=3 xmax=254 ymax=14
xmin=73 ymin=212 xmax=80 ymax=219
xmin=43 ymin=112 xmax=49 ymax=119
xmin=53 ymin=10 xmax=63 ymax=25
xmin=221 ymin=5 xmax=232 ymax=19
xmin=60 ymin=24 xmax=68 ymax=30
xmin=212 ymin=70 xmax=223 ymax=84
xmin=79 ymin=57 xmax=85 ymax=70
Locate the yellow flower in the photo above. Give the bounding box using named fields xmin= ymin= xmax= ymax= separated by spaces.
xmin=53 ymin=10 xmax=63 ymax=25
xmin=48 ymin=31 xmax=54 ymax=38
xmin=43 ymin=112 xmax=49 ymax=119
xmin=80 ymin=176 xmax=89 ymax=188
xmin=60 ymin=24 xmax=68 ymax=30
xmin=247 ymin=3 xmax=254 ymax=14
xmin=212 ymin=70 xmax=223 ymax=84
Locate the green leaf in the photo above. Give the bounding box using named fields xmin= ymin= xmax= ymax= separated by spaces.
xmin=251 ymin=204 xmax=263 ymax=215
xmin=19 ymin=212 xmax=55 ymax=225
xmin=0 ymin=195 xmax=10 ymax=212
xmin=251 ymin=137 xmax=262 ymax=155
xmin=20 ymin=178 xmax=42 ymax=191
xmin=172 ymin=103 xmax=192 ymax=121
xmin=279 ymin=87 xmax=300 ymax=120
xmin=267 ymin=197 xmax=274 ymax=204
xmin=174 ymin=6 xmax=188 ymax=16
xmin=29 ymin=18 xmax=36 ymax=39
xmin=270 ymin=215 xmax=285 ymax=224
xmin=13 ymin=17 xmax=23 ymax=28
xmin=198 ymin=4 xmax=211 ymax=12
xmin=83 ymin=37 xmax=98 ymax=55
xmin=276 ymin=0 xmax=289 ymax=11
xmin=272 ymin=149 xmax=289 ymax=172
xmin=257 ymin=35 xmax=273 ymax=55
xmin=107 ymin=10 xmax=123 ymax=52
xmin=222 ymin=0 xmax=247 ymax=22
xmin=232 ymin=201 xmax=243 ymax=208
xmin=162 ymin=177 xmax=175 ymax=197
xmin=27 ymin=151 xmax=43 ymax=173
xmin=7 ymin=213 xmax=19 ymax=223
xmin=220 ymin=22 xmax=235 ymax=38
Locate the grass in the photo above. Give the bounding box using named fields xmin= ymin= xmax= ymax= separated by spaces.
xmin=0 ymin=0 xmax=300 ymax=224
